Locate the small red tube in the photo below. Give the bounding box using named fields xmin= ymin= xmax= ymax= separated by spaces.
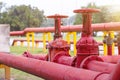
xmin=23 ymin=51 xmax=47 ymax=60
xmin=118 ymin=46 xmax=120 ymax=55
xmin=107 ymin=45 xmax=112 ymax=55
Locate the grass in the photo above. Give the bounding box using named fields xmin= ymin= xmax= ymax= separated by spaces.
xmin=93 ymin=36 xmax=103 ymax=42
xmin=10 ymin=68 xmax=44 ymax=80
xmin=10 ymin=46 xmax=46 ymax=55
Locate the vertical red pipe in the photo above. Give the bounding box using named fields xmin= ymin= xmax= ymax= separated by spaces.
xmin=54 ymin=18 xmax=62 ymax=40
xmin=107 ymin=45 xmax=112 ymax=55
xmin=118 ymin=46 xmax=120 ymax=55
xmin=82 ymin=13 xmax=92 ymax=37
xmin=47 ymin=14 xmax=68 ymax=40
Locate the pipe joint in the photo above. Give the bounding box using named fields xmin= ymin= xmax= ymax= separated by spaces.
xmin=80 ymin=55 xmax=103 ymax=68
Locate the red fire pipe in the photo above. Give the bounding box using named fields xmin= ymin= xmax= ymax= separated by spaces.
xmin=51 ymin=51 xmax=76 ymax=66
xmin=107 ymin=45 xmax=112 ymax=55
xmin=23 ymin=51 xmax=118 ymax=74
xmin=0 ymin=52 xmax=119 ymax=80
xmin=10 ymin=22 xmax=120 ymax=36
xmin=79 ymin=56 xmax=116 ymax=73
xmin=12 ymin=39 xmax=50 ymax=46
xmin=100 ymin=55 xmax=120 ymax=64
xmin=118 ymin=46 xmax=120 ymax=55
xmin=23 ymin=22 xmax=120 ymax=33
xmin=23 ymin=51 xmax=48 ymax=60
xmin=54 ymin=55 xmax=76 ymax=66
xmin=10 ymin=31 xmax=25 ymax=36
xmin=11 ymin=39 xmax=117 ymax=47
xmin=84 ymin=60 xmax=116 ymax=73
xmin=109 ymin=60 xmax=120 ymax=80
xmin=11 ymin=39 xmax=114 ymax=47
xmin=117 ymin=33 xmax=120 ymax=55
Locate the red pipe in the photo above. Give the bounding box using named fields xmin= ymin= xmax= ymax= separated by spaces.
xmin=107 ymin=45 xmax=112 ymax=55
xmin=10 ymin=22 xmax=120 ymax=36
xmin=24 ymin=27 xmax=54 ymax=33
xmin=0 ymin=52 xmax=117 ymax=80
xmin=118 ymin=46 xmax=120 ymax=55
xmin=12 ymin=39 xmax=116 ymax=47
xmin=54 ymin=56 xmax=76 ymax=66
xmin=109 ymin=60 xmax=120 ymax=80
xmin=100 ymin=55 xmax=120 ymax=64
xmin=23 ymin=51 xmax=48 ymax=60
xmin=24 ymin=22 xmax=120 ymax=33
xmin=11 ymin=39 xmax=117 ymax=47
xmin=79 ymin=56 xmax=116 ymax=73
xmin=12 ymin=39 xmax=50 ymax=46
xmin=51 ymin=51 xmax=76 ymax=66
xmin=83 ymin=60 xmax=116 ymax=73
xmin=10 ymin=31 xmax=25 ymax=36
xmin=23 ymin=51 xmax=118 ymax=74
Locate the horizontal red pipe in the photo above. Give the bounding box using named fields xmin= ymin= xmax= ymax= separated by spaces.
xmin=23 ymin=51 xmax=117 ymax=74
xmin=11 ymin=39 xmax=117 ymax=47
xmin=24 ymin=27 xmax=54 ymax=33
xmin=100 ymin=55 xmax=120 ymax=64
xmin=85 ymin=60 xmax=116 ymax=73
xmin=13 ymin=39 xmax=49 ymax=42
xmin=109 ymin=60 xmax=120 ymax=80
xmin=23 ymin=51 xmax=47 ymax=60
xmin=10 ymin=31 xmax=25 ymax=36
xmin=10 ymin=22 xmax=120 ymax=36
xmin=53 ymin=55 xmax=76 ymax=66
xmin=24 ymin=22 xmax=120 ymax=33
xmin=0 ymin=52 xmax=112 ymax=80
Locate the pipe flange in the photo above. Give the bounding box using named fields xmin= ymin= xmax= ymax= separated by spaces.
xmin=46 ymin=38 xmax=70 ymax=50
xmin=80 ymin=55 xmax=104 ymax=68
xmin=52 ymin=51 xmax=70 ymax=63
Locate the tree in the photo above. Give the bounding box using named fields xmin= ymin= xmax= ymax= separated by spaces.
xmin=0 ymin=4 xmax=45 ymax=31
xmin=0 ymin=2 xmax=6 ymax=20
xmin=106 ymin=11 xmax=120 ymax=22
xmin=74 ymin=3 xmax=110 ymax=24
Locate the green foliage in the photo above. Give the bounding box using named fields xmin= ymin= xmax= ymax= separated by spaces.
xmin=0 ymin=3 xmax=45 ymax=31
xmin=74 ymin=2 xmax=120 ymax=25
xmin=74 ymin=14 xmax=82 ymax=25
xmin=107 ymin=11 xmax=120 ymax=22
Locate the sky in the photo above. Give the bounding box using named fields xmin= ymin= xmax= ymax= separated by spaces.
xmin=0 ymin=0 xmax=120 ymax=16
